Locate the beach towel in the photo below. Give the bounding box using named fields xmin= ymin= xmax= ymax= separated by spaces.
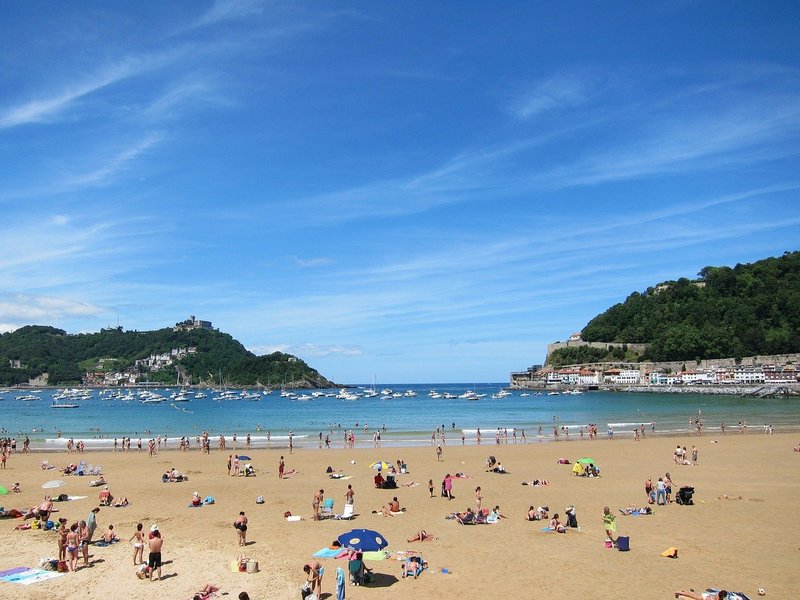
xmin=660 ymin=547 xmax=678 ymax=558
xmin=313 ymin=547 xmax=341 ymax=558
xmin=0 ymin=567 xmax=64 ymax=585
xmin=336 ymin=566 xmax=345 ymax=600
xmin=67 ymin=496 xmax=88 ymax=501
xmin=94 ymin=539 xmax=119 ymax=547
xmin=361 ymin=551 xmax=386 ymax=561
xmin=286 ymin=515 xmax=302 ymax=522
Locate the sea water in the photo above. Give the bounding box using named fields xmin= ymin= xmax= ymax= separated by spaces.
xmin=1 ymin=384 xmax=798 ymax=450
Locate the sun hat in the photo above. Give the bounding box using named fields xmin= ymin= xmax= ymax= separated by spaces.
xmin=150 ymin=524 xmax=159 ymax=532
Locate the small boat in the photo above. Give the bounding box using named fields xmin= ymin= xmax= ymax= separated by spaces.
xmin=52 ymin=402 xmax=79 ymax=409
xmin=17 ymin=394 xmax=39 ymax=401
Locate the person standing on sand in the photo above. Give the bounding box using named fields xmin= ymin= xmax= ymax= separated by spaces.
xmin=278 ymin=456 xmax=285 ymax=479
xmin=86 ymin=507 xmax=99 ymax=541
xmin=444 ymin=474 xmax=453 ymax=500
xmin=665 ymin=473 xmax=673 ymax=503
xmin=475 ymin=486 xmax=483 ymax=511
xmin=227 ymin=455 xmax=232 ymax=476
xmin=345 ymin=484 xmax=354 ymax=506
xmin=603 ymin=506 xmax=616 ymax=543
xmin=692 ymin=446 xmax=698 ymax=465
xmin=66 ymin=523 xmax=80 ymax=572
xmin=232 ymin=455 xmax=240 ymax=477
xmin=312 ymin=489 xmax=324 ymax=521
xmin=436 ymin=444 xmax=443 ymax=461
xmin=148 ymin=525 xmax=163 ymax=581
xmin=56 ymin=517 xmax=68 ymax=562
xmin=428 ymin=479 xmax=434 ymax=498
xmin=130 ymin=523 xmax=145 ymax=565
xmin=79 ymin=520 xmax=90 ymax=566
xmin=234 ymin=511 xmax=248 ymax=546
xmin=645 ymin=477 xmax=653 ymax=502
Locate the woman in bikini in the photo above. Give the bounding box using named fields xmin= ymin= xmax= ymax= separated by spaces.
xmin=66 ymin=523 xmax=80 ymax=572
xmin=129 ymin=522 xmax=145 ymax=565
xmin=407 ymin=529 xmax=431 ymax=542
xmin=55 ymin=518 xmax=68 ymax=561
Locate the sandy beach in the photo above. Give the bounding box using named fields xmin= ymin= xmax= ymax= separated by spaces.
xmin=0 ymin=432 xmax=798 ymax=600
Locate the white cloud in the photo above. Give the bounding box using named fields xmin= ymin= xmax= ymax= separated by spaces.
xmin=293 ymin=256 xmax=333 ymax=268
xmin=511 ymin=74 xmax=596 ymax=120
xmin=0 ymin=293 xmax=106 ymax=323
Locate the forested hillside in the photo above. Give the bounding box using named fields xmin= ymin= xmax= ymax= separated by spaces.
xmin=568 ymin=251 xmax=800 ymax=363
xmin=0 ymin=325 xmax=332 ymax=387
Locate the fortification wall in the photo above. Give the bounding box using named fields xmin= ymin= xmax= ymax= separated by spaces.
xmin=545 ymin=340 xmax=650 ymax=364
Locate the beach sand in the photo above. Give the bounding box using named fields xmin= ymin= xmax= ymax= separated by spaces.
xmin=0 ymin=432 xmax=798 ymax=599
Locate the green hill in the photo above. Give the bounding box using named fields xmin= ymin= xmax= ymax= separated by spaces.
xmin=0 ymin=324 xmax=333 ymax=387
xmin=553 ymin=251 xmax=800 ymax=365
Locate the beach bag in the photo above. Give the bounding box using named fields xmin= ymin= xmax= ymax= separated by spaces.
xmin=256 ymin=496 xmax=265 ymax=504
xmin=204 ymin=496 xmax=215 ymax=505
xmin=617 ymin=536 xmax=630 ymax=551
xmin=326 ymin=466 xmax=333 ymax=473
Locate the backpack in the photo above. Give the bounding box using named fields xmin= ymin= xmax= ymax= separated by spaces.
xmin=617 ymin=536 xmax=630 ymax=551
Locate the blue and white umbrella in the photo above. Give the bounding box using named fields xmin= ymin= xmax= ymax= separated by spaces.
xmin=337 ymin=528 xmax=388 ymax=552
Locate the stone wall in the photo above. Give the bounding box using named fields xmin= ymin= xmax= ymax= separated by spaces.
xmin=545 ymin=340 xmax=650 ymax=364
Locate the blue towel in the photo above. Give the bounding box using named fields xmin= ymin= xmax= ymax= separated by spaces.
xmin=312 ymin=547 xmax=341 ymax=558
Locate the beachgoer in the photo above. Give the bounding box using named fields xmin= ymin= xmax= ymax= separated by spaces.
xmin=645 ymin=477 xmax=653 ymax=501
xmin=303 ymin=560 xmax=324 ymax=597
xmin=234 ymin=511 xmax=248 ymax=546
xmin=79 ymin=520 xmax=90 ymax=566
xmin=428 ymin=479 xmax=434 ymax=498
xmin=191 ymin=584 xmax=221 ymax=600
xmin=603 ymin=506 xmax=616 ymax=543
xmin=407 ymin=529 xmax=431 ymax=542
xmin=312 ymin=489 xmax=324 ymax=521
xmin=549 ymin=513 xmax=566 ymax=533
xmin=130 ymin=523 xmax=145 ymax=565
xmin=656 ymin=477 xmax=666 ymax=505
xmin=278 ymin=456 xmax=285 ymax=479
xmin=86 ymin=507 xmax=99 ymax=541
xmin=475 ymin=486 xmax=483 ymax=511
xmin=227 ymin=455 xmax=232 ymax=476
xmin=66 ymin=523 xmax=80 ymax=571
xmin=57 ymin=517 xmax=68 ymax=561
xmin=344 ymin=484 xmax=354 ymax=506
xmin=525 ymin=506 xmax=539 ymax=521
xmin=665 ymin=472 xmax=673 ymax=503
xmin=444 ymin=474 xmax=453 ymax=500
xmin=102 ymin=524 xmax=118 ymax=543
xmin=436 ymin=444 xmax=443 ymax=461
xmin=674 ymin=591 xmax=728 ymax=599
xmin=148 ymin=525 xmax=163 ymax=581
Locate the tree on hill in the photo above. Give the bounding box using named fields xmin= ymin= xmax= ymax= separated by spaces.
xmin=576 ymin=251 xmax=800 ymax=362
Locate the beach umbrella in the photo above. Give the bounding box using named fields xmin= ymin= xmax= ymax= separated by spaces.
xmin=577 ymin=458 xmax=595 ymax=464
xmin=369 ymin=461 xmax=390 ymax=471
xmin=42 ymin=480 xmax=65 ymax=489
xmin=237 ymin=455 xmax=251 ymax=461
xmin=337 ymin=528 xmax=388 ymax=552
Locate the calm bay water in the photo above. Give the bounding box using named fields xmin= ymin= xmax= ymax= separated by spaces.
xmin=2 ymin=383 xmax=799 ymax=450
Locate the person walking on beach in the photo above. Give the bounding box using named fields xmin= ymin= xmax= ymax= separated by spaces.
xmin=691 ymin=445 xmax=698 ymax=465
xmin=227 ymin=455 xmax=233 ymax=476
xmin=428 ymin=479 xmax=434 ymax=498
xmin=436 ymin=444 xmax=443 ymax=461
xmin=148 ymin=525 xmax=164 ymax=581
xmin=444 ymin=474 xmax=453 ymax=500
xmin=130 ymin=523 xmax=145 ymax=565
xmin=278 ymin=456 xmax=285 ymax=479
xmin=234 ymin=511 xmax=248 ymax=546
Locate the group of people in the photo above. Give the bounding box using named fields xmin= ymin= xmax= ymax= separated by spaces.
xmin=645 ymin=473 xmax=675 ymax=505
xmin=673 ymin=444 xmax=699 ymax=466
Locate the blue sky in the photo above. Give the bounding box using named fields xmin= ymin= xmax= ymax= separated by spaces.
xmin=1 ymin=1 xmax=799 ymax=383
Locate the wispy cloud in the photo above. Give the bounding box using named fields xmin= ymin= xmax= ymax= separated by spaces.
xmin=293 ymin=256 xmax=333 ymax=268
xmin=0 ymin=53 xmax=180 ymax=129
xmin=510 ymin=74 xmax=598 ymax=120
xmin=192 ymin=0 xmax=266 ymax=29
xmin=65 ymin=132 xmax=164 ymax=188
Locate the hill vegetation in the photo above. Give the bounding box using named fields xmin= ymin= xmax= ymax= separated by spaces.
xmin=0 ymin=325 xmax=333 ymax=387
xmin=549 ymin=251 xmax=800 ymax=365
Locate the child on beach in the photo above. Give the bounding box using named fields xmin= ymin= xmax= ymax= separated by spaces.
xmin=428 ymin=479 xmax=434 ymax=498
xmin=603 ymin=506 xmax=616 ymax=543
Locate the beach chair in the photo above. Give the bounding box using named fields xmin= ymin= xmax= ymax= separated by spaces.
xmin=320 ymin=498 xmax=334 ymax=518
xmin=335 ymin=504 xmax=355 ymax=520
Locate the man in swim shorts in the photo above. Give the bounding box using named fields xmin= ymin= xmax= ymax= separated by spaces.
xmin=148 ymin=525 xmax=164 ymax=581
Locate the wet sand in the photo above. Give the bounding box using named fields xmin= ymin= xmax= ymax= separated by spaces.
xmin=0 ymin=432 xmax=798 ymax=599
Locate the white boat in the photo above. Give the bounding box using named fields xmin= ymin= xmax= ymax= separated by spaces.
xmin=17 ymin=394 xmax=39 ymax=401
xmin=52 ymin=402 xmax=79 ymax=409
xmin=141 ymin=396 xmax=166 ymax=404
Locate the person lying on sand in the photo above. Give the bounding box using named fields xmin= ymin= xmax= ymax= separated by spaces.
xmin=191 ymin=583 xmax=220 ymax=600
xmin=619 ymin=505 xmax=653 ymax=515
xmin=675 ymin=590 xmax=727 ymax=599
xmin=407 ymin=530 xmax=433 ymax=542
xmin=522 ymin=479 xmax=549 ymax=486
